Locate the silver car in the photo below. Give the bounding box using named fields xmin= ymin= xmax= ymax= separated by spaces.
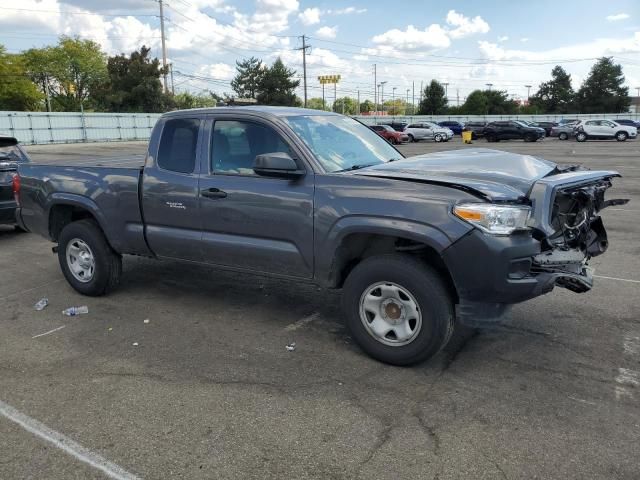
xmin=403 ymin=122 xmax=451 ymax=142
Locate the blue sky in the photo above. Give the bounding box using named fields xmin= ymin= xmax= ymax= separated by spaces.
xmin=1 ymin=0 xmax=639 ymax=104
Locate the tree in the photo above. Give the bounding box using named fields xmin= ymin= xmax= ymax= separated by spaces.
xmin=383 ymin=98 xmax=407 ymax=115
xmin=22 ymin=46 xmax=57 ymax=110
xmin=256 ymin=57 xmax=299 ymax=106
xmin=94 ymin=46 xmax=172 ymax=112
xmin=230 ymin=57 xmax=264 ymax=99
xmin=0 ymin=46 xmax=43 ymax=110
xmin=575 ymin=57 xmax=630 ymax=113
xmin=172 ymin=92 xmax=220 ymax=110
xmin=333 ymin=96 xmax=358 ymax=114
xmin=360 ymin=99 xmax=375 ymax=113
xmin=307 ymin=97 xmax=327 ymax=110
xmin=418 ymin=80 xmax=448 ymax=115
xmin=529 ymin=66 xmax=575 ymax=113
xmin=457 ymin=89 xmax=519 ymax=115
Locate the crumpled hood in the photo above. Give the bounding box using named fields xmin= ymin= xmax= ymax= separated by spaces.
xmin=352 ymin=148 xmax=559 ymax=201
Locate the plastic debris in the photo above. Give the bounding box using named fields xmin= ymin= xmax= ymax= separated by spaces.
xmin=132 ymin=342 xmax=139 ymax=346
xmin=143 ymin=319 xmax=150 ymax=324
xmin=285 ymin=342 xmax=296 ymax=352
xmin=61 ymin=306 xmax=89 ymax=316
xmin=108 ymin=327 xmax=113 ymax=332
xmin=34 ymin=298 xmax=49 ymax=311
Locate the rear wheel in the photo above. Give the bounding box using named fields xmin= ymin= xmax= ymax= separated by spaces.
xmin=575 ymin=132 xmax=588 ymax=142
xmin=558 ymin=132 xmax=568 ymax=140
xmin=615 ymin=131 xmax=628 ymax=142
xmin=407 ymin=134 xmax=415 ymax=142
xmin=524 ymin=134 xmax=537 ymax=142
xmin=57 ymin=219 xmax=122 ymax=296
xmin=342 ymin=254 xmax=455 ymax=366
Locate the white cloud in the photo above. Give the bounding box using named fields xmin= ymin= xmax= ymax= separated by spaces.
xmin=298 ymin=7 xmax=321 ymax=25
xmin=446 ymin=10 xmax=490 ymax=39
xmin=498 ymin=36 xmax=509 ymax=42
xmin=331 ymin=7 xmax=367 ymax=15
xmin=606 ymin=13 xmax=630 ymax=21
xmin=520 ymin=37 xmax=529 ymax=42
xmin=371 ymin=24 xmax=451 ymax=52
xmin=316 ymin=26 xmax=337 ymax=39
xmin=198 ymin=62 xmax=235 ymax=80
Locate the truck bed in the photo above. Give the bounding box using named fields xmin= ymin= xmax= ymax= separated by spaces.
xmin=17 ymin=164 xmax=151 ymax=255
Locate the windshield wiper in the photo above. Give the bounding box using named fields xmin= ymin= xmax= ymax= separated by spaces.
xmin=334 ymin=163 xmax=378 ymax=173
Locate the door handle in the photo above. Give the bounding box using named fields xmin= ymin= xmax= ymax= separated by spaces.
xmin=201 ymin=187 xmax=227 ymax=199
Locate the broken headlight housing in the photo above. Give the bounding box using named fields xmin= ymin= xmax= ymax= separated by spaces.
xmin=453 ymin=203 xmax=531 ymax=235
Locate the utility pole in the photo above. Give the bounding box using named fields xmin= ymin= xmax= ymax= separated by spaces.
xmin=419 ymin=80 xmax=423 ymax=108
xmin=412 ymin=81 xmax=415 ymax=115
xmin=380 ymin=81 xmax=387 ymax=113
xmin=296 ymin=35 xmax=310 ymax=107
xmin=322 ymin=83 xmax=325 ymax=110
xmin=525 ymin=84 xmax=532 ymax=102
xmin=169 ymin=63 xmax=175 ymax=95
xmin=406 ymin=89 xmax=409 ymax=115
xmin=443 ymin=82 xmax=449 ymax=100
xmin=334 ymin=82 xmax=337 ymax=112
xmin=357 ymin=90 xmax=360 ymax=115
xmin=44 ymin=76 xmax=51 ymax=112
xmin=372 ymin=64 xmax=377 ymax=112
xmin=392 ymin=87 xmax=396 ymax=114
xmin=486 ymin=83 xmax=493 ymax=91
xmin=158 ymin=0 xmax=168 ymax=94
xmin=456 ymin=88 xmax=460 ymax=106
xmin=635 ymin=86 xmax=639 ymax=97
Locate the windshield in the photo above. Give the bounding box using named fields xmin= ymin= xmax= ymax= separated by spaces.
xmin=0 ymin=145 xmax=29 ymax=163
xmin=284 ymin=115 xmax=402 ymax=173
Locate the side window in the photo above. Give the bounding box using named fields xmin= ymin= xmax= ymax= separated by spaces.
xmin=586 ymin=121 xmax=598 ymax=126
xmin=212 ymin=120 xmax=292 ymax=175
xmin=157 ymin=118 xmax=199 ymax=174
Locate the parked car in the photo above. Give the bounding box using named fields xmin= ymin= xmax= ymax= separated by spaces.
xmin=379 ymin=121 xmax=408 ymax=132
xmin=438 ymin=121 xmax=465 ymax=135
xmin=423 ymin=121 xmax=454 ymax=140
xmin=558 ymin=118 xmax=579 ymax=125
xmin=483 ymin=121 xmax=545 ymax=142
xmin=550 ymin=121 xmax=579 ymax=140
xmin=0 ymin=136 xmax=31 ymax=227
xmin=574 ymin=119 xmax=638 ymax=142
xmin=533 ymin=121 xmax=558 ymax=136
xmin=370 ymin=125 xmax=410 ymax=144
xmin=463 ymin=121 xmax=487 ymax=139
xmin=404 ymin=122 xmax=451 ymax=142
xmin=16 ymin=107 xmax=624 ymax=366
xmin=613 ymin=119 xmax=640 ymax=129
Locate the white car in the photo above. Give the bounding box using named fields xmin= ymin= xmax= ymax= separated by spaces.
xmin=403 ymin=122 xmax=451 ymax=143
xmin=574 ymin=119 xmax=637 ymax=142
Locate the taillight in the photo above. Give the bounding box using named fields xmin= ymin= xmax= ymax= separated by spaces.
xmin=12 ymin=174 xmax=20 ymax=206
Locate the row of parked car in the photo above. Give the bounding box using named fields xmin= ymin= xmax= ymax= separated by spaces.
xmin=371 ymin=118 xmax=639 ymax=143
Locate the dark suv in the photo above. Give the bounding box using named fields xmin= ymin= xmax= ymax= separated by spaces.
xmin=483 ymin=121 xmax=545 ymax=142
xmin=464 ymin=121 xmax=487 ymax=139
xmin=438 ymin=121 xmax=464 ymax=135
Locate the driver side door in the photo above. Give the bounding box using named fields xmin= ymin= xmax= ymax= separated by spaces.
xmin=197 ymin=116 xmax=315 ymax=278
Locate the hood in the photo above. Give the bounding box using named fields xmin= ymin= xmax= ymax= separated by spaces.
xmin=352 ymin=148 xmax=559 ymax=201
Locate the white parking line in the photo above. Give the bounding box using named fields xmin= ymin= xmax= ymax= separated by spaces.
xmin=32 ymin=325 xmax=65 ymax=339
xmin=0 ymin=400 xmax=141 ymax=480
xmin=594 ymin=275 xmax=640 ymax=284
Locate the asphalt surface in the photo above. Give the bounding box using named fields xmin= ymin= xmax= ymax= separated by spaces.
xmin=1 ymin=137 xmax=639 ymax=479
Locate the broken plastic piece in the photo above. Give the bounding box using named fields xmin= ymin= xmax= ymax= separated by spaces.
xmin=34 ymin=298 xmax=49 ymax=311
xmin=143 ymin=319 xmax=150 ymax=324
xmin=285 ymin=342 xmax=296 ymax=352
xmin=61 ymin=306 xmax=89 ymax=316
xmin=132 ymin=342 xmax=139 ymax=346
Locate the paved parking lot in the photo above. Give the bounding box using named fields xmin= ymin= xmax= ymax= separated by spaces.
xmin=1 ymin=137 xmax=639 ymax=479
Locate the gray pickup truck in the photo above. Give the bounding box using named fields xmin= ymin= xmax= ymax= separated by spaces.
xmin=16 ymin=107 xmax=626 ymax=365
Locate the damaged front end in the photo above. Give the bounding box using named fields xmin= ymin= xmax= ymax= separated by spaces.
xmin=529 ymin=172 xmax=628 ymax=293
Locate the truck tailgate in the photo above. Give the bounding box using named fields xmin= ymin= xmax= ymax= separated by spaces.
xmin=17 ymin=164 xmax=151 ymax=256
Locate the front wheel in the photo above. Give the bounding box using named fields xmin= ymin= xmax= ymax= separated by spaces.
xmin=558 ymin=132 xmax=568 ymax=140
xmin=58 ymin=219 xmax=122 ymax=296
xmin=575 ymin=132 xmax=588 ymax=142
xmin=342 ymin=254 xmax=454 ymax=366
xmin=616 ymin=131 xmax=628 ymax=142
xmin=434 ymin=134 xmax=443 ymax=142
xmin=407 ymin=134 xmax=415 ymax=142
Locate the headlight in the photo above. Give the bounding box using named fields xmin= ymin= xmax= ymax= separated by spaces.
xmin=453 ymin=203 xmax=530 ymax=235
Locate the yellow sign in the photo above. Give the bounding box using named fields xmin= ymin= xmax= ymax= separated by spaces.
xmin=317 ymin=75 xmax=341 ymax=85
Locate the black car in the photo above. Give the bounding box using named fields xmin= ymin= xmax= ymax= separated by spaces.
xmin=380 ymin=121 xmax=408 ymax=132
xmin=464 ymin=121 xmax=487 ymax=139
xmin=483 ymin=121 xmax=545 ymax=142
xmin=0 ymin=136 xmax=31 ymax=227
xmin=533 ymin=121 xmax=558 ymax=136
xmin=614 ymin=119 xmax=640 ymax=129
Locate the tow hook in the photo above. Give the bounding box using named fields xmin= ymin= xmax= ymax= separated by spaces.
xmin=52 ymin=245 xmax=59 ymax=254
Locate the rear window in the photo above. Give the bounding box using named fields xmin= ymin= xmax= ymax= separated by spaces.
xmin=157 ymin=118 xmax=200 ymax=174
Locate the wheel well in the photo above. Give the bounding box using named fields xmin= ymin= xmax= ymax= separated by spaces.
xmin=49 ymin=204 xmax=97 ymax=241
xmin=332 ymin=233 xmax=458 ymax=302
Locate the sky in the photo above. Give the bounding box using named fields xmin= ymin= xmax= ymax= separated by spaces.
xmin=1 ymin=0 xmax=639 ymax=105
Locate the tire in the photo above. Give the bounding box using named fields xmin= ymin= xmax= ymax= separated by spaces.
xmin=434 ymin=134 xmax=443 ymax=142
xmin=342 ymin=254 xmax=455 ymax=366
xmin=57 ymin=219 xmax=122 ymax=296
xmin=524 ymin=134 xmax=536 ymax=142
xmin=575 ymin=132 xmax=587 ymax=142
xmin=558 ymin=132 xmax=568 ymax=140
xmin=486 ymin=134 xmax=496 ymax=142
xmin=407 ymin=134 xmax=415 ymax=142
xmin=391 ymin=137 xmax=398 ymax=145
xmin=615 ymin=131 xmax=628 ymax=142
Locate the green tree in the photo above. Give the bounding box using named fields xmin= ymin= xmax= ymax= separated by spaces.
xmin=458 ymin=89 xmax=518 ymax=115
xmin=383 ymin=98 xmax=407 ymax=115
xmin=333 ymin=96 xmax=358 ymax=114
xmin=307 ymin=97 xmax=327 ymax=110
xmin=418 ymin=80 xmax=448 ymax=115
xmin=0 ymin=46 xmax=43 ymax=110
xmin=94 ymin=46 xmax=172 ymax=112
xmin=575 ymin=57 xmax=630 ymax=113
xmin=359 ymin=99 xmax=375 ymax=113
xmin=529 ymin=66 xmax=575 ymax=113
xmin=230 ymin=56 xmax=264 ymax=99
xmin=22 ymin=46 xmax=57 ymax=110
xmin=256 ymin=57 xmax=299 ymax=106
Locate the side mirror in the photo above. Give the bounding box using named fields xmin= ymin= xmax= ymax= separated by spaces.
xmin=253 ymin=152 xmax=304 ymax=178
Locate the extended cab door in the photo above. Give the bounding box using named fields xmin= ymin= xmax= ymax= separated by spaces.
xmin=197 ymin=115 xmax=314 ymax=278
xmin=141 ymin=117 xmax=203 ymax=261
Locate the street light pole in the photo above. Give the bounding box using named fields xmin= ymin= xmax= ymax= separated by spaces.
xmin=406 ymin=89 xmax=410 ymax=115
xmin=525 ymin=84 xmax=532 ymax=102
xmin=392 ymin=87 xmax=396 ymax=114
xmin=380 ymin=81 xmax=387 ymax=113
xmin=443 ymin=82 xmax=449 ymax=100
xmin=486 ymin=83 xmax=493 ymax=91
